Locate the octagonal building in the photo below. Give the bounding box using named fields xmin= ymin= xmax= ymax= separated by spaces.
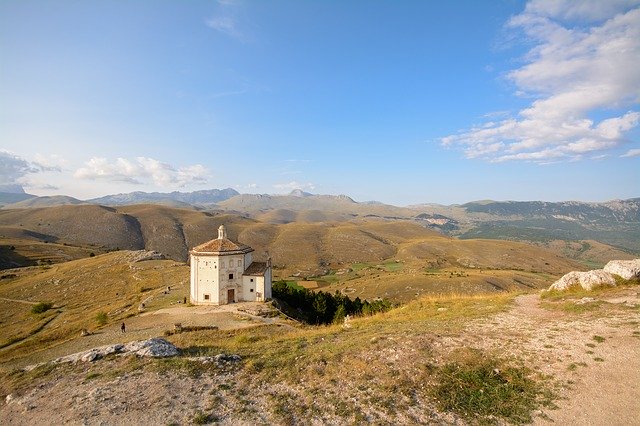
xmin=190 ymin=225 xmax=272 ymax=305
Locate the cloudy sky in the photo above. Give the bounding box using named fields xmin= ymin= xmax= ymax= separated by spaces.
xmin=1 ymin=0 xmax=638 ymax=205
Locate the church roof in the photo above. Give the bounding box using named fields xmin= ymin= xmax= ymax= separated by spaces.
xmin=244 ymin=261 xmax=269 ymax=276
xmin=190 ymin=237 xmax=254 ymax=256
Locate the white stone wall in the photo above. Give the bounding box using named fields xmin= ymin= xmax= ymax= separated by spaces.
xmin=242 ymin=275 xmax=257 ymax=301
xmin=192 ymin=254 xmax=221 ymax=304
xmin=218 ymin=254 xmax=244 ymax=303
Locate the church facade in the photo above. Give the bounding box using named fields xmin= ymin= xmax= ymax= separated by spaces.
xmin=190 ymin=225 xmax=272 ymax=305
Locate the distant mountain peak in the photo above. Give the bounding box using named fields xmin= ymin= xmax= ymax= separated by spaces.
xmin=0 ymin=184 xmax=26 ymax=194
xmin=289 ymin=189 xmax=313 ymax=197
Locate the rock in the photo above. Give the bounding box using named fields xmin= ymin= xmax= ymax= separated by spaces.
xmin=5 ymin=394 xmax=13 ymax=404
xmin=575 ymin=297 xmax=595 ymax=305
xmin=123 ymin=338 xmax=179 ymax=357
xmin=81 ymin=351 xmax=100 ymax=362
xmin=129 ymin=250 xmax=165 ymax=263
xmin=603 ymin=259 xmax=640 ymax=280
xmin=80 ymin=329 xmax=91 ymax=337
xmin=213 ymin=354 xmax=241 ymax=364
xmin=549 ymin=270 xmax=617 ymax=291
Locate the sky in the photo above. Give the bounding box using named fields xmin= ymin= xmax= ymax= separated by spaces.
xmin=1 ymin=0 xmax=639 ymax=206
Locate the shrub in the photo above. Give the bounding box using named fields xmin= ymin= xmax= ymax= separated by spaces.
xmin=31 ymin=302 xmax=53 ymax=314
xmin=95 ymin=311 xmax=108 ymax=326
xmin=272 ymin=280 xmax=392 ymax=325
xmin=432 ymin=349 xmax=554 ymax=424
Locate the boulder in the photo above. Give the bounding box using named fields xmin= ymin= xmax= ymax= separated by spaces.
xmin=549 ymin=270 xmax=617 ymax=291
xmin=603 ymin=259 xmax=640 ymax=280
xmin=122 ymin=337 xmax=179 ymax=357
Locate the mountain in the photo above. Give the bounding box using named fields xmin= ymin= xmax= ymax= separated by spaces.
xmin=0 ymin=185 xmax=35 ymax=206
xmin=88 ymin=188 xmax=240 ymax=206
xmin=3 ymin=195 xmax=84 ymax=209
xmin=218 ymin=192 xmax=412 ymax=219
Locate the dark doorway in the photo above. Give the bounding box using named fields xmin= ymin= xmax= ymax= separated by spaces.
xmin=227 ymin=289 xmax=235 ymax=303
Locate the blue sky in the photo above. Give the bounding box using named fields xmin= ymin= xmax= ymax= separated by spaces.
xmin=1 ymin=0 xmax=639 ymax=205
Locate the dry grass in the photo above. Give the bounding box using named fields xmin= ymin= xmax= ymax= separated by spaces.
xmin=0 ymin=251 xmax=188 ymax=364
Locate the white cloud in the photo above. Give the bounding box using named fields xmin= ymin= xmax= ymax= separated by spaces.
xmin=33 ymin=153 xmax=67 ymax=171
xmin=234 ymin=183 xmax=258 ymax=191
xmin=206 ymin=17 xmax=243 ymax=39
xmin=0 ymin=150 xmax=63 ymax=186
xmin=525 ymin=0 xmax=640 ymax=22
xmin=273 ymin=181 xmax=316 ymax=193
xmin=205 ymin=0 xmax=247 ymax=41
xmin=442 ymin=1 xmax=640 ymax=163
xmin=621 ymin=148 xmax=640 ymax=157
xmin=74 ymin=157 xmax=209 ymax=188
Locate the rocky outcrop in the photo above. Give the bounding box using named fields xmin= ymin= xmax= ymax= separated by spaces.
xmin=549 ymin=270 xmax=617 ymax=291
xmin=603 ymin=259 xmax=640 ymax=280
xmin=23 ymin=338 xmax=179 ymax=370
xmin=128 ymin=250 xmax=166 ymax=262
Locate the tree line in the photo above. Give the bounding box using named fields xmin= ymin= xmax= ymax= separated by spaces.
xmin=272 ymin=280 xmax=392 ymax=325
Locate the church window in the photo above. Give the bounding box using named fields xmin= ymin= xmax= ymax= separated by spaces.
xmin=229 ymin=273 xmax=234 ymax=279
xmin=221 ymin=261 xmax=225 ymax=268
xmin=204 ymin=294 xmax=210 ymax=300
xmin=237 ymin=260 xmax=241 ymax=267
xmin=250 ymin=278 xmax=254 ymax=282
xmin=250 ymin=288 xmax=254 ymax=293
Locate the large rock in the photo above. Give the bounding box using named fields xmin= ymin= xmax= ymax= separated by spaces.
xmin=122 ymin=337 xmax=179 ymax=357
xmin=549 ymin=270 xmax=617 ymax=291
xmin=603 ymin=259 xmax=640 ymax=280
xmin=43 ymin=338 xmax=178 ymax=367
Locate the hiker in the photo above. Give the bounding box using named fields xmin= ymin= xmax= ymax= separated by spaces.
xmin=121 ymin=322 xmax=126 ymax=333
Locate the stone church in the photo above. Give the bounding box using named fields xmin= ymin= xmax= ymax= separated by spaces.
xmin=190 ymin=225 xmax=272 ymax=305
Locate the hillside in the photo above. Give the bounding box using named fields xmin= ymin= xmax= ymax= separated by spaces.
xmin=3 ymin=188 xmax=638 ymax=253
xmin=0 ymin=251 xmax=189 ymax=367
xmin=2 ymin=195 xmax=85 ymax=209
xmin=0 ymin=204 xmax=590 ymax=280
xmin=1 ymin=266 xmax=638 ymax=424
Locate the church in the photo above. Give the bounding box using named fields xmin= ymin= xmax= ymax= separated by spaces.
xmin=189 ymin=225 xmax=272 ymax=305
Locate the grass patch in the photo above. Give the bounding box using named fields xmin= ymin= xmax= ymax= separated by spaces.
xmin=431 ymin=348 xmax=555 ymax=424
xmin=31 ymin=302 xmax=53 ymax=314
xmin=191 ymin=410 xmax=218 ymax=424
xmin=593 ymin=357 xmax=605 ymax=362
xmin=84 ymin=372 xmax=101 ymax=382
xmin=592 ymin=335 xmax=605 ymax=343
xmin=95 ymin=311 xmax=108 ymax=326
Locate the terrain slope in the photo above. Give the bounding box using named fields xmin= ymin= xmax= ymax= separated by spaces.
xmin=1 ymin=279 xmax=638 ymax=425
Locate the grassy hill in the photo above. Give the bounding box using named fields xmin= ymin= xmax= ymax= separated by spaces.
xmin=0 ymin=251 xmax=189 ymax=366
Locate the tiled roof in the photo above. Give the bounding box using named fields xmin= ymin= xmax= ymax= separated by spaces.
xmin=244 ymin=261 xmax=268 ymax=276
xmin=191 ymin=237 xmax=254 ymax=255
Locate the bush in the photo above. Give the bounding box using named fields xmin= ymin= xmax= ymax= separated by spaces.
xmin=95 ymin=311 xmax=108 ymax=326
xmin=31 ymin=302 xmax=53 ymax=314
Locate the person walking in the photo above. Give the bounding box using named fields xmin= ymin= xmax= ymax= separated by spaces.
xmin=121 ymin=322 xmax=126 ymax=333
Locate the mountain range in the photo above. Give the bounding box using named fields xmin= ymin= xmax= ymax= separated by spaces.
xmin=1 ymin=186 xmax=638 ymax=253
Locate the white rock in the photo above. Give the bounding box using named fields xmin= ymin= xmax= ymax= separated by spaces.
xmin=123 ymin=337 xmax=179 ymax=357
xmin=5 ymin=394 xmax=13 ymax=404
xmin=603 ymin=259 xmax=640 ymax=280
xmin=549 ymin=270 xmax=617 ymax=291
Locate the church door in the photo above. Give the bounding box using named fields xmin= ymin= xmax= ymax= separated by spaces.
xmin=227 ymin=289 xmax=235 ymax=303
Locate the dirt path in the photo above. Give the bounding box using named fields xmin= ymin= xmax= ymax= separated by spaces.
xmin=459 ymin=293 xmax=640 ymax=425
xmin=1 ymin=302 xmax=293 ymax=370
